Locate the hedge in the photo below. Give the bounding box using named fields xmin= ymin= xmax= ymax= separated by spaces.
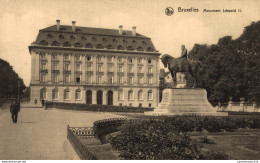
xmin=45 ymin=101 xmax=154 ymax=113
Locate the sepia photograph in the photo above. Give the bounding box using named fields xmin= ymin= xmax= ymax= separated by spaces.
xmin=0 ymin=0 xmax=259 ymax=161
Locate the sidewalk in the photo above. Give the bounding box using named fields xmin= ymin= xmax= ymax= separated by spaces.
xmin=0 ymin=107 xmax=123 ymax=160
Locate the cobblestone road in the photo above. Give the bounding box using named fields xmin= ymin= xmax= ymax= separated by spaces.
xmin=0 ymin=107 xmax=123 ymax=160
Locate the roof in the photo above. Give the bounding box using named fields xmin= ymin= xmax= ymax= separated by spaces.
xmin=31 ymin=25 xmax=157 ymax=53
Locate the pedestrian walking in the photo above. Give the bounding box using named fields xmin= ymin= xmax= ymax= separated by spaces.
xmin=10 ymin=99 xmax=20 ymax=124
xmin=34 ymin=98 xmax=37 ymax=105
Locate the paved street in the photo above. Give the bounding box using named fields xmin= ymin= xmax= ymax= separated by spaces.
xmin=0 ymin=107 xmax=123 ymax=160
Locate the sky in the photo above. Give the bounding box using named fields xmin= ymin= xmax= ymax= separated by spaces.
xmin=0 ymin=0 xmax=259 ymax=86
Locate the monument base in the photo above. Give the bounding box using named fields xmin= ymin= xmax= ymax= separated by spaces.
xmin=145 ymin=88 xmax=228 ymax=116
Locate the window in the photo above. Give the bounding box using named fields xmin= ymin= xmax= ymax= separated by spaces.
xmin=148 ymin=90 xmax=153 ymax=100
xmin=64 ymin=63 xmax=70 ymax=71
xmin=40 ymin=54 xmax=46 ymax=59
xmin=41 ymin=89 xmax=46 ymax=99
xmin=52 ymin=54 xmax=58 ymax=60
xmin=97 ymin=56 xmax=102 ymax=62
xmin=75 ymin=89 xmax=81 ymax=100
xmin=64 ymin=89 xmax=70 ymax=100
xmin=128 ymin=58 xmax=133 ymax=63
xmin=148 ymin=76 xmax=153 ymax=85
xmin=86 ymin=64 xmax=92 ymax=71
xmin=51 ymin=41 xmax=60 ymax=46
xmin=75 ymin=63 xmax=81 ymax=71
xmin=97 ymin=64 xmax=103 ymax=72
xmin=76 ymin=74 xmax=81 ymax=83
xmin=138 ymin=66 xmax=143 ymax=73
xmin=138 ymin=58 xmax=142 ymax=64
xmin=128 ymin=65 xmax=133 ymax=73
xmin=97 ymin=75 xmax=102 ymax=84
xmin=149 ymin=103 xmax=152 ymax=107
xmin=52 ymin=89 xmax=58 ymax=100
xmin=108 ymin=76 xmax=113 ymax=84
xmin=107 ymin=57 xmax=113 ymax=62
xmin=118 ymin=58 xmax=123 ymax=63
xmin=128 ymin=90 xmax=133 ymax=100
xmin=41 ymin=62 xmax=47 ymax=70
xmin=75 ymin=55 xmax=81 ymax=61
xmin=53 ymin=62 xmax=59 ymax=70
xmin=102 ymin=38 xmax=107 ymax=42
xmin=118 ymin=65 xmax=123 ymax=72
xmin=129 ymin=76 xmax=134 ymax=85
xmin=148 ymin=59 xmax=152 ymax=64
xmin=118 ymin=76 xmax=124 ymax=84
xmin=64 ymin=55 xmax=70 ymax=60
xmin=53 ymin=74 xmax=59 ymax=83
xmin=138 ymin=90 xmax=143 ymax=100
xmin=86 ymin=74 xmax=93 ymax=83
xmin=108 ymin=65 xmax=113 ymax=72
xmin=118 ymin=90 xmax=124 ymax=100
xmin=138 ymin=76 xmax=143 ymax=84
xmin=65 ymin=74 xmax=70 ymax=83
xmin=41 ymin=74 xmax=47 ymax=82
xmin=87 ymin=56 xmax=92 ymax=61
xmin=148 ymin=67 xmax=152 ymax=73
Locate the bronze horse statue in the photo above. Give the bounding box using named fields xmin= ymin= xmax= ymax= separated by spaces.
xmin=161 ymin=54 xmax=202 ymax=88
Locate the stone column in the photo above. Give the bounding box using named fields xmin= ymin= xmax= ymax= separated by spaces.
xmin=59 ymin=54 xmax=63 ymax=83
xmin=82 ymin=55 xmax=86 ymax=84
xmin=143 ymin=58 xmax=147 ymax=85
xmin=134 ymin=57 xmax=138 ymax=85
xmin=47 ymin=53 xmax=52 ymax=84
xmin=103 ymin=90 xmax=107 ymax=105
xmin=71 ymin=54 xmax=75 ymax=83
xmin=114 ymin=56 xmax=118 ymax=84
xmin=92 ymin=90 xmax=97 ymax=104
xmin=124 ymin=57 xmax=128 ymax=84
xmin=92 ymin=55 xmax=97 ymax=84
xmin=103 ymin=56 xmax=107 ymax=84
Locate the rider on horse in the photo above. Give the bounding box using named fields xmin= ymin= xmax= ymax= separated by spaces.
xmin=178 ymin=45 xmax=188 ymax=71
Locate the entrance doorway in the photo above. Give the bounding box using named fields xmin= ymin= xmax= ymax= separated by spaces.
xmin=107 ymin=91 xmax=113 ymax=105
xmin=97 ymin=90 xmax=103 ymax=105
xmin=86 ymin=90 xmax=92 ymax=104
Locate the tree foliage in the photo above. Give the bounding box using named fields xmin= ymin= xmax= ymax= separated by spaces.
xmin=188 ymin=21 xmax=260 ymax=105
xmin=0 ymin=59 xmax=26 ymax=99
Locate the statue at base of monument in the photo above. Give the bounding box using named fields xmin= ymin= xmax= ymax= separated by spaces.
xmin=161 ymin=45 xmax=202 ymax=88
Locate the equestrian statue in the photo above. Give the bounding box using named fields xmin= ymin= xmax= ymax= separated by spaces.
xmin=161 ymin=45 xmax=202 ymax=88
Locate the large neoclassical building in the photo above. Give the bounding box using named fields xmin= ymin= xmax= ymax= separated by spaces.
xmin=29 ymin=20 xmax=161 ymax=107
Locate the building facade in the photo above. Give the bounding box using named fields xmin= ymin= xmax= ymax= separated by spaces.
xmin=29 ymin=20 xmax=161 ymax=107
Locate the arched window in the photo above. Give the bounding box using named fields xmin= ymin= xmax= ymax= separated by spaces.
xmin=40 ymin=88 xmax=47 ymax=100
xmin=85 ymin=43 xmax=93 ymax=48
xmin=63 ymin=42 xmax=71 ymax=47
xmin=96 ymin=44 xmax=103 ymax=49
xmin=147 ymin=47 xmax=153 ymax=52
xmin=117 ymin=45 xmax=123 ymax=50
xmin=137 ymin=47 xmax=144 ymax=51
xmin=52 ymin=88 xmax=59 ymax=100
xmin=64 ymin=89 xmax=70 ymax=100
xmin=127 ymin=46 xmax=134 ymax=51
xmin=75 ymin=89 xmax=81 ymax=100
xmin=148 ymin=90 xmax=153 ymax=100
xmin=58 ymin=35 xmax=64 ymax=39
xmin=107 ymin=44 xmax=114 ymax=49
xmin=92 ymin=37 xmax=97 ymax=41
xmin=70 ymin=35 xmax=76 ymax=40
xmin=51 ymin=41 xmax=60 ymax=46
xmin=113 ymin=39 xmax=117 ymax=43
xmin=39 ymin=40 xmax=48 ymax=45
xmin=138 ymin=90 xmax=143 ymax=100
xmin=47 ymin=34 xmax=53 ymax=38
xmin=128 ymin=90 xmax=134 ymax=100
xmin=74 ymin=42 xmax=82 ymax=47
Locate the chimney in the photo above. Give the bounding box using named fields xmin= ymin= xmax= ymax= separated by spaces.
xmin=72 ymin=21 xmax=76 ymax=32
xmin=119 ymin=25 xmax=123 ymax=35
xmin=56 ymin=20 xmax=60 ymax=31
xmin=132 ymin=26 xmax=136 ymax=36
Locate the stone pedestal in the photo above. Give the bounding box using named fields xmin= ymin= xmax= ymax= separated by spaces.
xmin=146 ymin=88 xmax=227 ymax=116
